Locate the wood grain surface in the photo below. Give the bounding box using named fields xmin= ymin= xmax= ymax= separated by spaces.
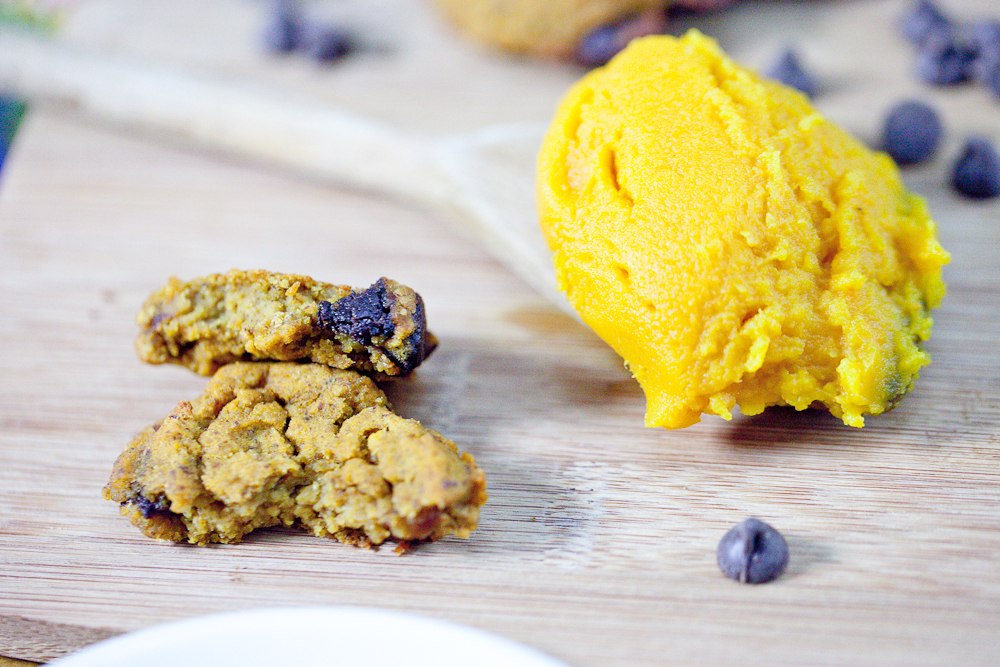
xmin=2 ymin=1 xmax=999 ymax=665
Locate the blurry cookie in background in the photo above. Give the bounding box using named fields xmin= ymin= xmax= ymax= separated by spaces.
xmin=428 ymin=0 xmax=734 ymax=64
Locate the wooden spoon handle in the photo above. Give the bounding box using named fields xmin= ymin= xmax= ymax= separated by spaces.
xmin=0 ymin=30 xmax=452 ymax=207
xmin=0 ymin=29 xmax=567 ymax=312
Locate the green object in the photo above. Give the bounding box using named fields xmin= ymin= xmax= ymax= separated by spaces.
xmin=0 ymin=2 xmax=61 ymax=32
xmin=0 ymin=96 xmax=28 ymax=172
xmin=0 ymin=2 xmax=59 ymax=172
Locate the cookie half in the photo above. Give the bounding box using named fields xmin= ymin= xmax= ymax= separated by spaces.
xmin=136 ymin=270 xmax=436 ymax=378
xmin=103 ymin=362 xmax=486 ymax=548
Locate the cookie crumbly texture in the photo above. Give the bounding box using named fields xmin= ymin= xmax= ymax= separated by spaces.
xmin=537 ymin=31 xmax=950 ymax=429
xmin=103 ymin=362 xmax=487 ymax=547
xmin=136 ymin=270 xmax=436 ymax=378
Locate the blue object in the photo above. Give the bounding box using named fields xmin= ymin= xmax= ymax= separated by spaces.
xmin=0 ymin=95 xmax=28 ymax=174
xmin=577 ymin=22 xmax=621 ymax=67
xmin=766 ymin=49 xmax=819 ymax=98
xmin=983 ymin=61 xmax=1000 ymax=100
xmin=262 ymin=0 xmax=303 ymax=54
xmin=970 ymin=21 xmax=1000 ymax=92
xmin=952 ymin=138 xmax=1000 ymax=200
xmin=881 ymin=100 xmax=943 ymax=166
xmin=717 ymin=518 xmax=789 ymax=585
xmin=916 ymin=30 xmax=978 ymax=85
xmin=308 ymin=27 xmax=355 ymax=64
xmin=900 ymin=0 xmax=952 ymax=46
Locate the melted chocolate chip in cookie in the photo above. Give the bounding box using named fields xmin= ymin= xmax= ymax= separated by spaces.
xmin=316 ymin=278 xmax=434 ymax=375
xmin=317 ymin=278 xmax=396 ymax=345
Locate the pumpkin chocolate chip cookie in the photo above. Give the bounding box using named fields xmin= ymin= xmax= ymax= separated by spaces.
xmin=136 ymin=270 xmax=436 ymax=378
xmin=103 ymin=362 xmax=487 ymax=548
xmin=430 ymin=0 xmax=664 ymax=59
xmin=428 ymin=0 xmax=734 ymax=61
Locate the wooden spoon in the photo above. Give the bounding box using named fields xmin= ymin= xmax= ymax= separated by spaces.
xmin=0 ymin=29 xmax=568 ymax=312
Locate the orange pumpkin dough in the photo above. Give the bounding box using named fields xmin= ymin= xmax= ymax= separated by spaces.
xmin=537 ymin=31 xmax=949 ymax=429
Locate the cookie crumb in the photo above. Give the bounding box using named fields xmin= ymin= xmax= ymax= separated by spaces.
xmin=135 ymin=270 xmax=435 ymax=378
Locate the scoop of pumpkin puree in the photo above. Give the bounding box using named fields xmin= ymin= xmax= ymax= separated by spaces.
xmin=537 ymin=30 xmax=949 ymax=429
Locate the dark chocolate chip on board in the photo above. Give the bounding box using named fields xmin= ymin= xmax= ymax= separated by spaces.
xmin=983 ymin=62 xmax=1000 ymax=100
xmin=765 ymin=49 xmax=818 ymax=98
xmin=951 ymin=138 xmax=1000 ymax=200
xmin=262 ymin=0 xmax=304 ymax=53
xmin=881 ymin=100 xmax=943 ymax=166
xmin=308 ymin=27 xmax=356 ymax=63
xmin=915 ymin=29 xmax=978 ymax=86
xmin=969 ymin=21 xmax=1000 ymax=96
xmin=577 ymin=23 xmax=623 ymax=68
xmin=717 ymin=517 xmax=789 ymax=584
xmin=970 ymin=20 xmax=1000 ymax=81
xmin=900 ymin=0 xmax=953 ymax=46
xmin=576 ymin=10 xmax=665 ymax=68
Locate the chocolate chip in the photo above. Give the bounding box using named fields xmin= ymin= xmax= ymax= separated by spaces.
xmin=765 ymin=49 xmax=818 ymax=98
xmin=900 ymin=0 xmax=953 ymax=46
xmin=951 ymin=137 xmax=1000 ymax=199
xmin=717 ymin=517 xmax=789 ymax=584
xmin=315 ymin=278 xmax=433 ymax=376
xmin=262 ymin=0 xmax=304 ymax=54
xmin=132 ymin=495 xmax=172 ymax=519
xmin=970 ymin=21 xmax=1000 ymax=92
xmin=576 ymin=10 xmax=665 ymax=68
xmin=915 ymin=29 xmax=978 ymax=85
xmin=261 ymin=0 xmax=356 ymax=64
xmin=982 ymin=60 xmax=1000 ymax=99
xmin=970 ymin=21 xmax=1000 ymax=75
xmin=317 ymin=278 xmax=396 ymax=347
xmin=308 ymin=27 xmax=356 ymax=64
xmin=577 ymin=24 xmax=622 ymax=68
xmin=881 ymin=100 xmax=943 ymax=166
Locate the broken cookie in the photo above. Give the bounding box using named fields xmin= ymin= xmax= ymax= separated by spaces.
xmin=136 ymin=270 xmax=436 ymax=378
xmin=103 ymin=362 xmax=487 ymax=548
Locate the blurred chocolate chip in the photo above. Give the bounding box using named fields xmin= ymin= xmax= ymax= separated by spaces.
xmin=900 ymin=0 xmax=953 ymax=46
xmin=308 ymin=26 xmax=356 ymax=64
xmin=970 ymin=21 xmax=1000 ymax=63
xmin=577 ymin=24 xmax=621 ymax=67
xmin=970 ymin=20 xmax=1000 ymax=84
xmin=576 ymin=9 xmax=665 ymax=67
xmin=951 ymin=138 xmax=1000 ymax=199
xmin=717 ymin=517 xmax=789 ymax=584
xmin=262 ymin=0 xmax=304 ymax=54
xmin=982 ymin=61 xmax=1000 ymax=99
xmin=916 ymin=28 xmax=978 ymax=85
xmin=881 ymin=100 xmax=943 ymax=166
xmin=765 ymin=49 xmax=818 ymax=98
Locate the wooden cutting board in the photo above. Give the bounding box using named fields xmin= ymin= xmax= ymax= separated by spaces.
xmin=1 ymin=1 xmax=998 ymax=665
